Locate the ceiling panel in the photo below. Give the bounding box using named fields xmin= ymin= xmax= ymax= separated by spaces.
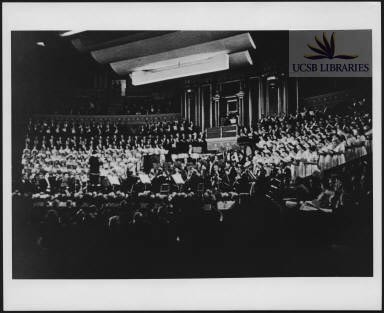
xmin=111 ymin=33 xmax=255 ymax=75
xmin=70 ymin=31 xmax=172 ymax=53
xmin=91 ymin=31 xmax=241 ymax=64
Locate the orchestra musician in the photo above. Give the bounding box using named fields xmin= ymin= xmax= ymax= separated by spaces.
xmin=225 ymin=161 xmax=238 ymax=187
xmin=124 ymin=169 xmax=138 ymax=193
xmin=150 ymin=167 xmax=170 ymax=193
xmin=184 ymin=167 xmax=202 ymax=192
xmin=210 ymin=163 xmax=222 ymax=191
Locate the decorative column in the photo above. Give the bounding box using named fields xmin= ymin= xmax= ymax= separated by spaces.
xmin=183 ymin=90 xmax=189 ymax=119
xmin=195 ymin=88 xmax=199 ymax=126
xmin=258 ymin=77 xmax=265 ymax=119
xmin=120 ymin=80 xmax=126 ymax=96
xmin=213 ymin=92 xmax=220 ymax=127
xmin=209 ymin=84 xmax=213 ymax=128
xmin=282 ymin=76 xmax=288 ymax=113
xmin=201 ymin=88 xmax=205 ymax=131
xmin=186 ymin=91 xmax=192 ymax=121
xmin=248 ymin=85 xmax=253 ymax=127
xmin=181 ymin=93 xmax=185 ymax=118
xmin=237 ymin=90 xmax=245 ymax=126
xmin=277 ymin=84 xmax=282 ymax=114
xmin=265 ymin=80 xmax=270 ymax=116
xmin=198 ymin=88 xmax=202 ymax=128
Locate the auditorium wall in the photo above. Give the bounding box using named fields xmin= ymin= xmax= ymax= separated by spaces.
xmin=180 ymin=70 xmax=290 ymax=129
xmin=297 ymin=77 xmax=372 ymax=112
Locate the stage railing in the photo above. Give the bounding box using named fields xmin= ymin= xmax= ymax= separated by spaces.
xmin=32 ymin=113 xmax=181 ymax=125
xmin=296 ymin=145 xmax=372 ymax=180
xmin=206 ymin=125 xmax=237 ymax=139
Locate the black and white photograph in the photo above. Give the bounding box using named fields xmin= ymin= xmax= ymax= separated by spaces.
xmin=3 ymin=2 xmax=382 ymax=311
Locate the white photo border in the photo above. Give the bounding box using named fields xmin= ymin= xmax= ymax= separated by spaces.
xmin=2 ymin=2 xmax=382 ymax=310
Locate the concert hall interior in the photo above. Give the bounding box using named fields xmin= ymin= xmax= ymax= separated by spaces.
xmin=12 ymin=31 xmax=373 ymax=278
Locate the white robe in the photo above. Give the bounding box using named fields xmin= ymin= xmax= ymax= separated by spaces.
xmin=334 ymin=142 xmax=346 ymax=166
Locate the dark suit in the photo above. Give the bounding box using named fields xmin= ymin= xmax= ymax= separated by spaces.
xmin=89 ymin=155 xmax=101 ymax=185
xmin=185 ymin=172 xmax=202 ymax=192
xmin=89 ymin=155 xmax=100 ymax=174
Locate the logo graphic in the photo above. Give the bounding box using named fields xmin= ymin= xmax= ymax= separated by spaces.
xmin=304 ymin=32 xmax=358 ymax=60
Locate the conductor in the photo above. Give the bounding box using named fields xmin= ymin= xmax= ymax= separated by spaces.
xmin=89 ymin=150 xmax=101 ymax=186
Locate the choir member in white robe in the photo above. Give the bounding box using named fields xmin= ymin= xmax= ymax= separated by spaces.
xmin=306 ymin=146 xmax=320 ymax=176
xmin=318 ymin=144 xmax=327 ymax=171
xmin=364 ymin=127 xmax=372 ymax=154
xmin=295 ymin=145 xmax=306 ymax=178
xmin=302 ymin=146 xmax=312 ymax=177
xmin=345 ymin=133 xmax=357 ymax=162
xmin=356 ymin=131 xmax=368 ymax=158
xmin=288 ymin=149 xmax=297 ymax=181
xmin=330 ymin=137 xmax=340 ymax=168
xmin=323 ymin=140 xmax=334 ymax=170
xmin=334 ymin=137 xmax=346 ymax=167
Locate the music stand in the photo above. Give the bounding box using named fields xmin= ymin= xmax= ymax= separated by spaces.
xmin=160 ymin=183 xmax=171 ymax=194
xmin=197 ymin=182 xmax=204 ymax=194
xmin=107 ymin=175 xmax=121 ymax=191
xmin=172 ymin=173 xmax=185 ymax=192
xmin=217 ymin=200 xmax=235 ymax=211
xmin=138 ymin=173 xmax=151 ymax=191
xmin=192 ymin=146 xmax=202 ymax=154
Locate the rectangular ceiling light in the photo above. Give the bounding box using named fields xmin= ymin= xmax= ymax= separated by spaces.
xmin=130 ymin=53 xmax=229 ymax=86
xmin=136 ymin=51 xmax=227 ymax=72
